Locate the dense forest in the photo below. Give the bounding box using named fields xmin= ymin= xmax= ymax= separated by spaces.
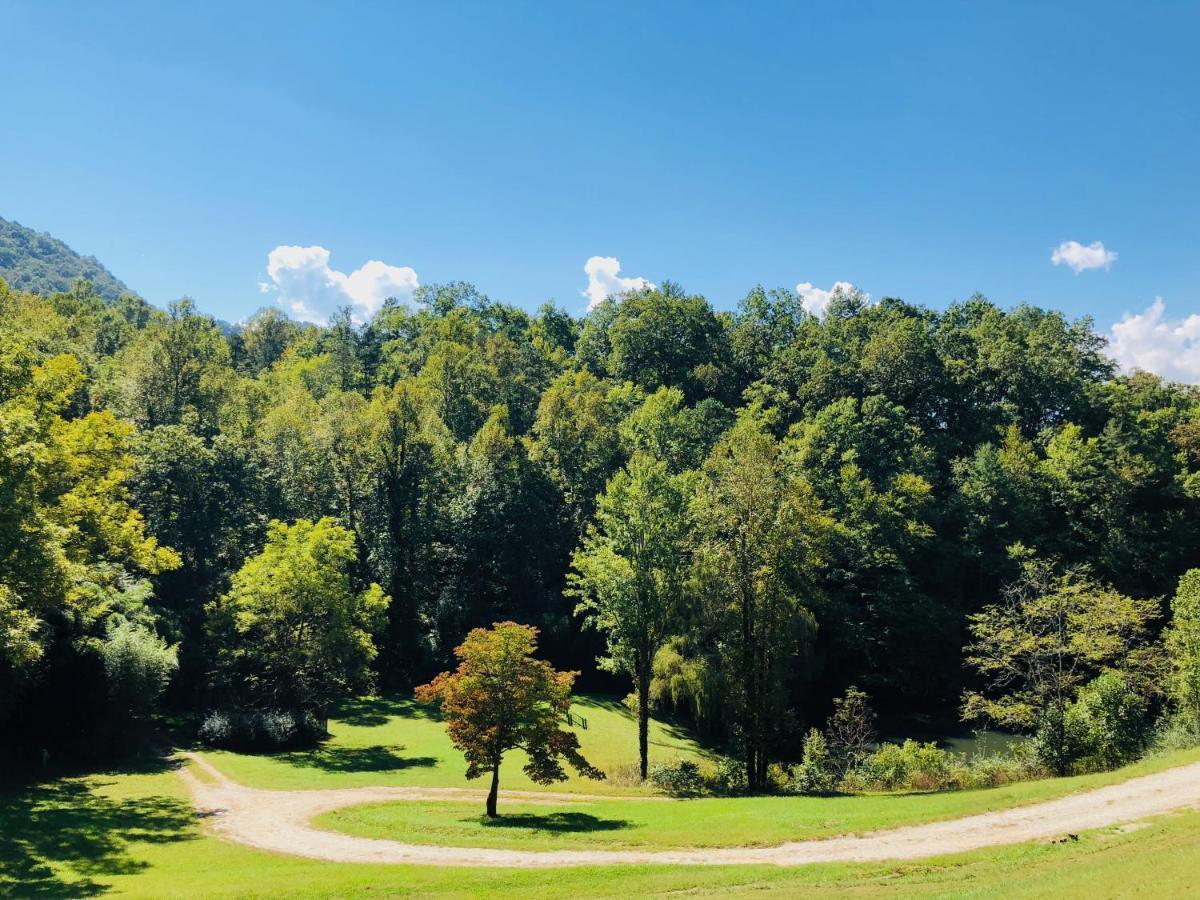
xmin=0 ymin=217 xmax=131 ymax=302
xmin=3 ymin=273 xmax=1199 ymax=781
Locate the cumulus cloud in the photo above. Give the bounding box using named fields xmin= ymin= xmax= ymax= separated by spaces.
xmin=1108 ymin=297 xmax=1200 ymax=384
xmin=1051 ymin=240 xmax=1117 ymax=273
xmin=264 ymin=245 xmax=419 ymax=323
xmin=582 ymin=256 xmax=654 ymax=310
xmin=795 ymin=281 xmax=866 ymax=317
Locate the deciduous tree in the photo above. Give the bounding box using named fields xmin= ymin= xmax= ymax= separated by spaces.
xmin=208 ymin=517 xmax=389 ymax=715
xmin=416 ymin=621 xmax=601 ymax=816
xmin=962 ymin=554 xmax=1159 ymax=773
xmin=569 ymin=453 xmax=690 ymax=779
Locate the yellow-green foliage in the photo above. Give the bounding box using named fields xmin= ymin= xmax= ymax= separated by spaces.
xmin=1166 ymin=569 xmax=1200 ymax=722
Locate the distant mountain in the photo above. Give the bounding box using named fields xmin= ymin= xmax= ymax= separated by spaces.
xmin=0 ymin=215 xmax=132 ymax=302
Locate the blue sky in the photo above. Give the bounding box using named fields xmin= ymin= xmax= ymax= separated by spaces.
xmin=2 ymin=1 xmax=1197 ymax=376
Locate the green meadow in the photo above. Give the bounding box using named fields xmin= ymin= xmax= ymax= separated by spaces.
xmin=4 ymin=694 xmax=1199 ymax=898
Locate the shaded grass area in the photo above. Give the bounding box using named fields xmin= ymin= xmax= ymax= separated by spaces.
xmin=275 ymin=745 xmax=438 ymax=774
xmin=3 ymin=757 xmax=1200 ymax=897
xmin=205 ymin=693 xmax=712 ymax=794
xmin=314 ymin=746 xmax=1200 ymax=851
xmin=0 ymin=758 xmax=195 ymax=898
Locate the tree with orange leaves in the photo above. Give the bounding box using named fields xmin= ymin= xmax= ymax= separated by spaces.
xmin=416 ymin=621 xmax=603 ymax=817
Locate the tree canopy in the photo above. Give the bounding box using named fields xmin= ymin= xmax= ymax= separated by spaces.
xmin=2 ymin=271 xmax=1199 ymax=772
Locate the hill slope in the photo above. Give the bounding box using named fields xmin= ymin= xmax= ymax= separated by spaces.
xmin=0 ymin=215 xmax=132 ymax=301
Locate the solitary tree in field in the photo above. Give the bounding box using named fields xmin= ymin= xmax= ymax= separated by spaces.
xmin=416 ymin=621 xmax=603 ymax=817
xmin=569 ymin=453 xmax=690 ymax=780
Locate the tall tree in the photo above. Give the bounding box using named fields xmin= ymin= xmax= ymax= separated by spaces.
xmin=362 ymin=378 xmax=453 ymax=679
xmin=691 ymin=412 xmax=833 ymax=787
xmin=208 ymin=518 xmax=389 ymax=714
xmin=115 ymin=298 xmax=232 ymax=432
xmin=569 ymin=453 xmax=690 ymax=779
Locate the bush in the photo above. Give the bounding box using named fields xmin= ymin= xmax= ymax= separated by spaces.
xmin=1154 ymin=713 xmax=1200 ymax=753
xmin=197 ymin=711 xmax=233 ymax=747
xmin=1166 ymin=569 xmax=1200 ymax=723
xmin=825 ymin=686 xmax=876 ymax=777
xmin=1031 ymin=712 xmax=1082 ymax=776
xmin=858 ymin=740 xmax=962 ymax=792
xmin=789 ymin=728 xmax=837 ymax=794
xmin=647 ymin=759 xmax=705 ymax=797
xmin=198 ymin=708 xmax=323 ymax=751
xmin=99 ymin=620 xmax=178 ymax=725
xmin=1064 ymin=673 xmax=1150 ymax=771
xmin=965 ymin=742 xmax=1046 ymax=788
xmin=706 ymin=755 xmax=748 ymax=795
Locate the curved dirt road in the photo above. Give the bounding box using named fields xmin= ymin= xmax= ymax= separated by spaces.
xmin=179 ymin=752 xmax=1200 ymax=868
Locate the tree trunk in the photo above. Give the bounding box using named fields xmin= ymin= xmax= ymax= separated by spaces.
xmin=486 ymin=761 xmax=500 ymax=817
xmin=637 ymin=664 xmax=650 ymax=781
xmin=742 ymin=585 xmax=758 ymax=789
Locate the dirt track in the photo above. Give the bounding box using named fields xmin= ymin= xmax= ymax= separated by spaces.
xmin=178 ymin=751 xmax=1200 ymax=868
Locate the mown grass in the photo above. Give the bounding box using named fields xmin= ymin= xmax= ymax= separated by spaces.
xmin=314 ymin=746 xmax=1200 ymax=850
xmin=4 ymin=695 xmax=1199 ymax=897
xmin=206 ymin=691 xmax=1200 ymax=846
xmin=3 ymin=758 xmax=1200 ymax=898
xmin=201 ymin=693 xmax=711 ymax=795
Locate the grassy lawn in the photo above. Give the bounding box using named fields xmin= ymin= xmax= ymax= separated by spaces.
xmin=202 ymin=691 xmax=1200 ymax=849
xmin=4 ymin=695 xmax=1200 ymax=896
xmin=4 ymin=757 xmax=1200 ymax=898
xmin=314 ymin=746 xmax=1200 ymax=850
xmin=201 ymin=693 xmax=712 ymax=795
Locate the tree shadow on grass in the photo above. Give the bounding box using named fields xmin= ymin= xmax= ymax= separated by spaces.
xmin=0 ymin=759 xmax=195 ymax=898
xmin=479 ymin=811 xmax=632 ymax=835
xmin=275 ymin=745 xmax=438 ymax=774
xmin=574 ymin=695 xmax=714 ymax=756
xmin=334 ymin=695 xmax=436 ymax=727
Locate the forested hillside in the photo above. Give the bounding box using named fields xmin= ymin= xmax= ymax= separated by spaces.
xmin=2 ymin=275 xmax=1198 ymax=774
xmin=0 ymin=216 xmax=132 ymax=302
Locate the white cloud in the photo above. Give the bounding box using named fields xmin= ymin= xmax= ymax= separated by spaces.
xmin=265 ymin=245 xmax=419 ymax=324
xmin=795 ymin=280 xmax=865 ymax=317
xmin=1108 ymin=297 xmax=1200 ymax=384
xmin=256 ymin=281 xmax=273 ymax=294
xmin=1051 ymin=240 xmax=1117 ymax=273
xmin=582 ymin=256 xmax=653 ymax=310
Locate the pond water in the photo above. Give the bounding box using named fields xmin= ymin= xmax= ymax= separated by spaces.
xmin=879 ymin=730 xmax=1029 ymax=758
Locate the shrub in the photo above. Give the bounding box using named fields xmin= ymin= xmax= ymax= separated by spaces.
xmin=765 ymin=762 xmax=790 ymax=792
xmin=1154 ymin=713 xmax=1200 ymax=753
xmin=706 ymin=756 xmax=748 ymax=795
xmin=859 ymin=740 xmax=961 ymax=791
xmin=648 ymin=759 xmax=705 ymax=796
xmin=1166 ymin=569 xmax=1200 ymax=724
xmin=198 ymin=708 xmax=323 ymax=751
xmin=1064 ymin=673 xmax=1150 ymax=771
xmin=99 ymin=620 xmax=178 ymax=724
xmin=197 ymin=711 xmax=233 ymax=747
xmin=789 ymin=728 xmax=837 ymax=794
xmin=1031 ymin=712 xmax=1083 ymax=776
xmin=965 ymin=742 xmax=1046 ymax=788
xmin=825 ymin=687 xmax=876 ymax=776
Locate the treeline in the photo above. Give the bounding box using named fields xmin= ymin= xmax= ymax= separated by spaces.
xmin=2 ymin=276 xmax=1198 ymax=773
